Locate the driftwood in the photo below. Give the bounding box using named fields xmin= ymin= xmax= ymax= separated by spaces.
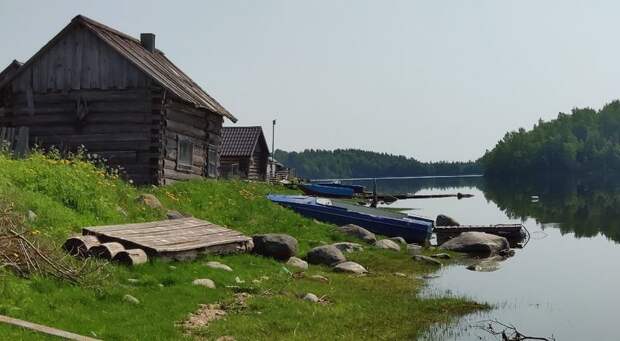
xmin=88 ymin=242 xmax=125 ymax=260
xmin=62 ymin=235 xmax=101 ymax=257
xmin=112 ymin=249 xmax=148 ymax=266
xmin=0 ymin=314 xmax=100 ymax=341
xmin=476 ymin=319 xmax=556 ymax=341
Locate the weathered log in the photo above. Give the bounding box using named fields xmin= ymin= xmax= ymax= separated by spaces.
xmin=88 ymin=242 xmax=125 ymax=260
xmin=62 ymin=235 xmax=101 ymax=257
xmin=112 ymin=249 xmax=148 ymax=266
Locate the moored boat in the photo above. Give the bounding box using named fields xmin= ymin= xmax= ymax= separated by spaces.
xmin=314 ymin=182 xmax=366 ymax=194
xmin=267 ymin=194 xmax=434 ymax=243
xmin=299 ymin=183 xmax=355 ymax=198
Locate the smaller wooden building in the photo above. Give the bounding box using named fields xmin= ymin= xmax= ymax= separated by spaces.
xmin=220 ymin=126 xmax=269 ymax=181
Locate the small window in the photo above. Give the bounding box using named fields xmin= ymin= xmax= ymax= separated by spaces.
xmin=177 ymin=136 xmax=193 ymax=171
xmin=207 ymin=144 xmax=217 ymax=177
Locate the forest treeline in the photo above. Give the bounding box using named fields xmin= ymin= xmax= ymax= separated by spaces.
xmin=481 ymin=100 xmax=620 ymax=176
xmin=274 ymin=149 xmax=480 ymax=179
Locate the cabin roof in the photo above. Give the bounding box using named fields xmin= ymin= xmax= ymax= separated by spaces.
xmin=221 ymin=126 xmax=269 ymax=157
xmin=0 ymin=15 xmax=237 ymax=122
xmin=0 ymin=60 xmax=22 ymax=85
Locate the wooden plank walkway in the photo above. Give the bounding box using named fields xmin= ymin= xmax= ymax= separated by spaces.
xmin=82 ymin=218 xmax=252 ymax=259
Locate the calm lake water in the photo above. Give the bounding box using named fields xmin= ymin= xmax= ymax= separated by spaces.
xmin=345 ymin=176 xmax=620 ymax=341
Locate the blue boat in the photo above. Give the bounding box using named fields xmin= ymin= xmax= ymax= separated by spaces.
xmin=315 ymin=182 xmax=366 ymax=194
xmin=267 ymin=194 xmax=434 ymax=243
xmin=300 ymin=183 xmax=354 ymax=198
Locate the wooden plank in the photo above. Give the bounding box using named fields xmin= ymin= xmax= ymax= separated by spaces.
xmin=0 ymin=314 xmax=100 ymax=341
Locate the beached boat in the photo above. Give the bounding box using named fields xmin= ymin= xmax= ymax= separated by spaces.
xmin=267 ymin=194 xmax=434 ymax=243
xmin=300 ymin=183 xmax=355 ymax=198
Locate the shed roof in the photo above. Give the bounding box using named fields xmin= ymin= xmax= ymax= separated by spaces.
xmin=221 ymin=126 xmax=269 ymax=157
xmin=0 ymin=15 xmax=237 ymax=122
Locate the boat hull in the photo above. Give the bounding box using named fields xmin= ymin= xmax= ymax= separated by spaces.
xmin=300 ymin=184 xmax=354 ymax=198
xmin=268 ymin=194 xmax=433 ymax=244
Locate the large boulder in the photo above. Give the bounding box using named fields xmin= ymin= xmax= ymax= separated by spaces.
xmin=336 ymin=224 xmax=377 ymax=244
xmin=252 ymin=234 xmax=298 ymax=260
xmin=374 ymin=239 xmax=401 ymax=251
xmin=306 ymin=245 xmax=346 ymax=266
xmin=333 ymin=261 xmax=368 ymax=274
xmin=440 ymin=232 xmax=509 ymax=255
xmin=436 ymin=214 xmax=459 ymax=226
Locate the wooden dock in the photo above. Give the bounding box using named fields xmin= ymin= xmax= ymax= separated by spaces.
xmin=82 ymin=218 xmax=253 ymax=261
xmin=434 ymin=224 xmax=526 ymax=246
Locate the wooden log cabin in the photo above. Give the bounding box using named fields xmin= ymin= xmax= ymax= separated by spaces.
xmin=0 ymin=15 xmax=237 ymax=185
xmin=220 ymin=126 xmax=269 ymax=181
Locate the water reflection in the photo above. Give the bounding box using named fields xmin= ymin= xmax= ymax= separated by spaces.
xmin=483 ymin=175 xmax=620 ymax=243
xmin=344 ymin=176 xmax=620 ymax=340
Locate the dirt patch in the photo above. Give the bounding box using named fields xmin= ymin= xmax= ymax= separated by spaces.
xmin=181 ymin=293 xmax=252 ymax=332
xmin=182 ymin=303 xmax=227 ymax=330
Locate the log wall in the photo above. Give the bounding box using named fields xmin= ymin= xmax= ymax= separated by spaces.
xmin=0 ymin=24 xmax=225 ymax=185
xmin=162 ymin=99 xmax=223 ymax=184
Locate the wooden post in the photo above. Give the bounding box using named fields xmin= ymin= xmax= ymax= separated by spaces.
xmin=62 ymin=235 xmax=100 ymax=257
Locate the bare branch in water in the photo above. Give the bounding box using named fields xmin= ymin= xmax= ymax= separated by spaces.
xmin=475 ymin=319 xmax=556 ymax=341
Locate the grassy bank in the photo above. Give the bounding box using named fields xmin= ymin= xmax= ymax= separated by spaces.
xmin=0 ymin=153 xmax=485 ymax=340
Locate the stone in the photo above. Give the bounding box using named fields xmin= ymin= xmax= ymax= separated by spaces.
xmin=306 ymin=245 xmax=346 ymax=266
xmin=27 ymin=210 xmax=37 ymax=222
xmin=431 ymin=253 xmax=451 ymax=259
xmin=166 ymin=210 xmax=185 ymax=220
xmin=388 ymin=237 xmax=407 ymax=245
xmin=436 ymin=214 xmax=459 ymax=226
xmin=310 ymin=275 xmax=329 ymax=282
xmin=206 ymin=261 xmax=233 ymax=272
xmin=235 ymin=277 xmax=245 ymax=284
xmin=303 ymin=293 xmax=319 ymax=303
xmin=393 ymin=272 xmax=407 ymax=277
xmin=440 ymin=232 xmax=510 ymax=255
xmin=193 ymin=278 xmax=216 ymax=289
xmin=331 ymin=242 xmax=364 ymax=253
xmin=123 ymin=294 xmax=140 ymax=304
xmin=336 ymin=224 xmax=377 ymax=244
xmin=333 ymin=261 xmax=368 ymax=274
xmin=252 ymin=234 xmax=298 ymax=260
xmin=169 ymin=265 xmax=177 ymax=270
xmin=136 ymin=194 xmax=163 ymax=210
xmin=413 ymin=255 xmax=442 ymax=266
xmin=466 ymin=256 xmax=504 ymax=272
xmin=407 ymin=244 xmax=423 ymax=255
xmin=374 ymin=239 xmax=401 ymax=251
xmin=286 ymin=257 xmax=309 ymax=270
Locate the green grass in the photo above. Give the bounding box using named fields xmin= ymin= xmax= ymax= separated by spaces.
xmin=0 ymin=153 xmax=486 ymax=340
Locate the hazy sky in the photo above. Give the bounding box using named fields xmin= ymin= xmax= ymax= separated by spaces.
xmin=1 ymin=1 xmax=619 ymax=161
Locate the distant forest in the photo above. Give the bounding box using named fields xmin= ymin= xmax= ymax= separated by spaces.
xmin=274 ymin=149 xmax=480 ymax=179
xmin=482 ymin=100 xmax=620 ymax=177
